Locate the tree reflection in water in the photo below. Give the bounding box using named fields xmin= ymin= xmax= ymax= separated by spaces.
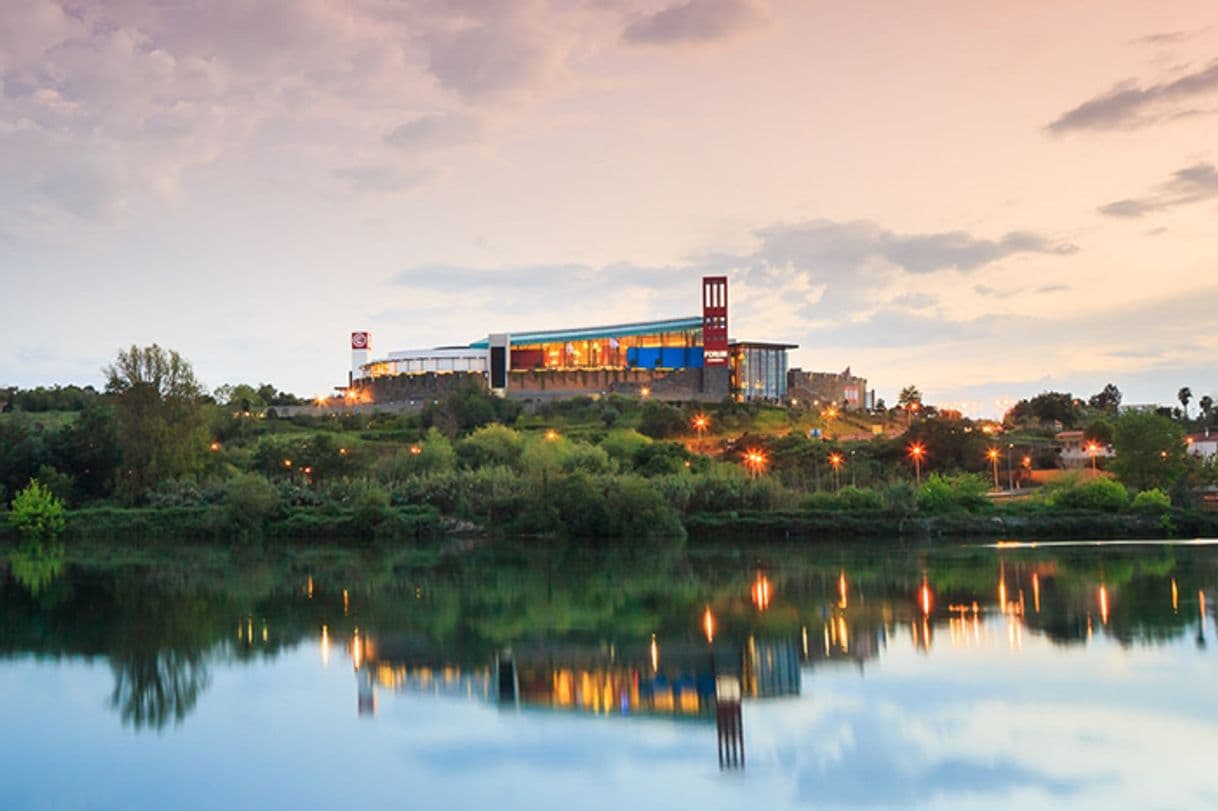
xmin=109 ymin=648 xmax=210 ymax=731
xmin=8 ymin=539 xmax=65 ymax=598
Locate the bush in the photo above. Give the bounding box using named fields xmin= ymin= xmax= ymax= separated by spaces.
xmin=353 ymin=480 xmax=392 ymax=532
xmin=1130 ymin=488 xmax=1171 ymax=513
xmin=917 ymin=473 xmax=990 ymax=514
xmin=9 ymin=479 xmax=67 ymax=540
xmin=801 ymin=491 xmax=839 ymax=511
xmin=224 ymin=472 xmax=280 ymax=530
xmin=1052 ymin=477 xmax=1129 ymax=511
xmin=606 ymin=476 xmax=686 ymax=541
xmin=637 ymin=401 xmax=686 ymax=439
xmin=457 ymin=424 xmax=524 ymax=470
xmin=599 ymin=429 xmax=651 ymax=467
xmin=837 ymin=486 xmax=884 ymax=511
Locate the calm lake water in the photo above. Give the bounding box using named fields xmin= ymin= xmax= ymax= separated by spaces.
xmin=2 ymin=537 xmax=1217 ymax=810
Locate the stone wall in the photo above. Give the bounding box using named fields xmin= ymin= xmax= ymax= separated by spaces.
xmin=787 ymin=368 xmax=869 ymax=410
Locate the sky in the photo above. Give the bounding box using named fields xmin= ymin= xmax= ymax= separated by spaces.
xmin=1 ymin=0 xmax=1217 ymax=415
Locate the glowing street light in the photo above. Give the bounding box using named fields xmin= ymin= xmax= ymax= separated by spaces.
xmin=639 ymin=386 xmax=651 ymax=399
xmin=692 ymin=414 xmax=710 ymax=439
xmin=545 ymin=428 xmax=560 ymax=442
xmin=209 ymin=441 xmax=221 ymax=452
xmin=703 ymin=606 xmax=716 ymax=643
xmin=1085 ymin=441 xmax=1101 ymax=474
xmin=987 ymin=447 xmax=1000 ymax=490
xmin=751 ymin=572 xmax=772 ymax=612
xmin=828 ymin=452 xmax=844 ymax=492
xmin=908 ymin=442 xmax=926 ymax=484
xmin=742 ymin=448 xmax=768 ymax=479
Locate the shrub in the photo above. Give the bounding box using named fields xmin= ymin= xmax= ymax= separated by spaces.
xmin=837 ymin=486 xmax=884 ymax=511
xmin=599 ymin=429 xmax=651 ymax=467
xmin=1052 ymin=477 xmax=1129 ymax=511
xmin=606 ymin=476 xmax=686 ymax=541
xmin=801 ymin=491 xmax=839 ymax=511
xmin=9 ymin=479 xmax=67 ymax=540
xmin=1130 ymin=488 xmax=1171 ymax=513
xmin=633 ymin=442 xmax=690 ymax=476
xmin=353 ymin=480 xmax=392 ymax=532
xmin=637 ymin=400 xmax=686 ymax=439
xmin=917 ymin=473 xmax=990 ymax=514
xmin=457 ymin=423 xmax=524 ymax=470
xmin=224 ymin=472 xmax=280 ymax=530
xmin=560 ymin=443 xmax=614 ymax=475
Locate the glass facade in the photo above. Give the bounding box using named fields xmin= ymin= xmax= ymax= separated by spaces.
xmin=510 ymin=327 xmax=701 ymax=371
xmin=731 ymin=343 xmax=791 ymax=401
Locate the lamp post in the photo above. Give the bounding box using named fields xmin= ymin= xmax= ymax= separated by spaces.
xmin=1085 ymin=441 xmax=1100 ymax=475
xmin=1006 ymin=444 xmax=1014 ymax=491
xmin=987 ymin=447 xmax=1000 ymax=490
xmin=828 ymin=452 xmax=844 ymax=492
xmin=692 ymin=414 xmax=709 ymax=446
xmin=908 ymin=442 xmax=926 ymax=485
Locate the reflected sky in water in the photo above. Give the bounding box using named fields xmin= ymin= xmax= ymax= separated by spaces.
xmin=1 ymin=538 xmax=1217 ymax=810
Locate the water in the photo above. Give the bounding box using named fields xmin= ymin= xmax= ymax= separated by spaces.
xmin=2 ymin=537 xmax=1216 ymax=810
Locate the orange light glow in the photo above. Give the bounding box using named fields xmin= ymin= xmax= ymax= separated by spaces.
xmin=640 ymin=386 xmax=651 ymax=398
xmin=828 ymin=452 xmax=844 ymax=470
xmin=920 ymin=581 xmax=933 ymax=617
xmin=987 ymin=447 xmax=1000 ymax=461
xmin=1098 ymin=585 xmax=1110 ymax=625
xmin=1032 ymin=573 xmax=1041 ymax=613
xmin=209 ymin=441 xmax=221 ymax=452
xmin=339 ymin=447 xmax=348 ymax=456
xmin=838 ymin=571 xmax=848 ymax=610
xmin=751 ymin=573 xmax=772 ymax=612
xmin=692 ymin=414 xmax=709 ymax=433
xmin=283 ymin=458 xmax=292 ymax=468
xmin=908 ymin=442 xmax=926 ymax=460
xmin=650 ymin=634 xmax=659 ymax=673
xmin=409 ymin=445 xmax=422 ymax=455
xmin=351 ymin=631 xmax=363 ymax=670
xmin=1171 ymin=578 xmax=1179 ymax=612
xmin=703 ymin=606 xmax=715 ymax=643
xmin=320 ymin=624 xmax=330 ymax=667
xmin=742 ymin=448 xmax=768 ymax=478
xmin=545 ymin=428 xmax=559 ymax=442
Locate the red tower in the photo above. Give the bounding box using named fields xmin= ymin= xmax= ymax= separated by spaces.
xmin=702 ymin=276 xmax=728 ymax=366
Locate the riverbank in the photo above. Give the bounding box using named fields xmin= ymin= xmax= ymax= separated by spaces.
xmin=4 ymin=503 xmax=1215 ymax=543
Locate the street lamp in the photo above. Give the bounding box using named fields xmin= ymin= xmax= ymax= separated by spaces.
xmin=1085 ymin=441 xmax=1101 ymax=475
xmin=828 ymin=452 xmax=844 ymax=492
xmin=987 ymin=447 xmax=1000 ymax=490
xmin=908 ymin=442 xmax=926 ymax=484
xmin=1006 ymin=443 xmax=1015 ymax=491
xmin=743 ymin=449 xmax=768 ymax=479
xmin=692 ymin=414 xmax=709 ymax=440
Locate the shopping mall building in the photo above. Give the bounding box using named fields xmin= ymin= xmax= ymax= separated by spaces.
xmin=347 ymin=276 xmax=796 ymax=404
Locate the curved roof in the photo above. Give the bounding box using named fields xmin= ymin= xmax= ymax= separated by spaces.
xmin=467 ymin=316 xmax=703 ymax=348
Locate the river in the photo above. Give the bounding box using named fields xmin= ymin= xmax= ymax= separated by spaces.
xmin=1 ymin=537 xmax=1216 ymax=810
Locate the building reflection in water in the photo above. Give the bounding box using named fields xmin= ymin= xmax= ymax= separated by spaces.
xmin=319 ymin=557 xmax=1214 ymax=769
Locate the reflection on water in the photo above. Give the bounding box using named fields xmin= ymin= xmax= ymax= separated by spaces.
xmin=2 ymin=538 xmax=1218 ymax=808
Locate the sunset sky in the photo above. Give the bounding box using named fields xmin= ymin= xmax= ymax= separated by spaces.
xmin=2 ymin=0 xmax=1216 ymax=413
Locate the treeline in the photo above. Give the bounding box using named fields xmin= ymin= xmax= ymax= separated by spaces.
xmin=4 ymin=347 xmax=1218 ymax=543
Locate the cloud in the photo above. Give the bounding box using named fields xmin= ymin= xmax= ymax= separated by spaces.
xmin=755 ymin=219 xmax=1076 ymax=276
xmin=384 ymin=112 xmax=484 ymax=151
xmin=622 ymin=0 xmax=768 ymax=46
xmin=1131 ymin=25 xmax=1217 ymax=47
xmin=1098 ymin=161 xmax=1218 ymax=217
xmin=1047 ymin=60 xmax=1218 ymax=133
xmin=333 ymin=165 xmax=433 ymax=193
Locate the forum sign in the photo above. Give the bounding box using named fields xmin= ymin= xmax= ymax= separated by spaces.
xmin=702 ymin=276 xmax=729 ymax=366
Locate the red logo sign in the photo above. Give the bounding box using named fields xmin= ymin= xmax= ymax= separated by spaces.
xmin=351 ymin=331 xmax=370 ymax=350
xmin=702 ymin=276 xmax=728 ymax=366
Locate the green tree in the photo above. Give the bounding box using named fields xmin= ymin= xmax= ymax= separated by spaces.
xmin=105 ymin=345 xmax=208 ymax=503
xmin=9 ymin=479 xmax=67 ymax=540
xmin=1178 ymin=387 xmax=1192 ymax=420
xmin=1200 ymin=395 xmax=1214 ymax=424
xmin=1110 ymin=411 xmax=1188 ymax=491
xmin=1084 ymin=417 xmax=1114 ymax=446
xmin=1087 ymin=383 xmax=1122 ymax=413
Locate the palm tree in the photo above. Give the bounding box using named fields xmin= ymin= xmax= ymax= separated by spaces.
xmin=1178 ymin=387 xmax=1193 ymax=420
xmin=1200 ymin=394 xmax=1214 ymax=425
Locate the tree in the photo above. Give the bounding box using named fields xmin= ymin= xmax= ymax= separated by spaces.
xmin=1084 ymin=417 xmax=1114 ymax=446
xmin=9 ymin=479 xmax=67 ymax=540
xmin=104 ymin=345 xmax=208 ymax=503
xmin=1087 ymin=383 xmax=1122 ymax=413
xmin=1008 ymin=391 xmax=1078 ymax=428
xmin=897 ymin=386 xmax=922 ymax=408
xmin=1178 ymin=387 xmax=1192 ymax=420
xmin=1110 ymin=411 xmax=1188 ymax=492
xmin=1200 ymin=395 xmax=1214 ymax=424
